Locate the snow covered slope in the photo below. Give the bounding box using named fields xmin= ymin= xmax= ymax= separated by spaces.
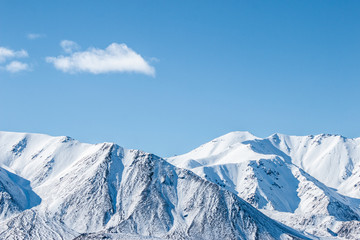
xmin=0 ymin=131 xmax=310 ymax=240
xmin=167 ymin=131 xmax=360 ymax=239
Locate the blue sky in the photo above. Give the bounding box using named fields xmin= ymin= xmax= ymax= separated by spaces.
xmin=1 ymin=1 xmax=360 ymax=157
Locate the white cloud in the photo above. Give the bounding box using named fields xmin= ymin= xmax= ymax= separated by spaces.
xmin=46 ymin=42 xmax=155 ymax=76
xmin=0 ymin=47 xmax=28 ymax=63
xmin=60 ymin=40 xmax=80 ymax=53
xmin=150 ymin=57 xmax=160 ymax=63
xmin=27 ymin=33 xmax=46 ymax=40
xmin=5 ymin=61 xmax=30 ymax=73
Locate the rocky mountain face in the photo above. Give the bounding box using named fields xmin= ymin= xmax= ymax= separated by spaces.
xmin=0 ymin=131 xmax=310 ymax=240
xmin=168 ymin=131 xmax=360 ymax=239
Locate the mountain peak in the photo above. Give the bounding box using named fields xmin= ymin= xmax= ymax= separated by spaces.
xmin=216 ymin=131 xmax=259 ymax=142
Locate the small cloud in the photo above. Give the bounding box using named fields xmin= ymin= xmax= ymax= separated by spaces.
xmin=0 ymin=47 xmax=28 ymax=63
xmin=27 ymin=33 xmax=46 ymax=40
xmin=60 ymin=40 xmax=80 ymax=53
xmin=5 ymin=61 xmax=30 ymax=73
xmin=46 ymin=42 xmax=155 ymax=76
xmin=150 ymin=57 xmax=160 ymax=63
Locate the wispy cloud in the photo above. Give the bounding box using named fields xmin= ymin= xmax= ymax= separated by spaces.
xmin=27 ymin=33 xmax=46 ymax=40
xmin=60 ymin=40 xmax=80 ymax=53
xmin=5 ymin=61 xmax=30 ymax=73
xmin=0 ymin=47 xmax=28 ymax=63
xmin=46 ymin=42 xmax=155 ymax=76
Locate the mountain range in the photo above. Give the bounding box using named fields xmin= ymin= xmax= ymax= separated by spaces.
xmin=0 ymin=130 xmax=359 ymax=239
xmin=168 ymin=131 xmax=360 ymax=239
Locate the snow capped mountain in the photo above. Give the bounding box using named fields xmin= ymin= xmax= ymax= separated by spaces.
xmin=167 ymin=131 xmax=360 ymax=239
xmin=0 ymin=131 xmax=310 ymax=240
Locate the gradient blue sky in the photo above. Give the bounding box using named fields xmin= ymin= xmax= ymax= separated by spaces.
xmin=1 ymin=1 xmax=359 ymax=157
